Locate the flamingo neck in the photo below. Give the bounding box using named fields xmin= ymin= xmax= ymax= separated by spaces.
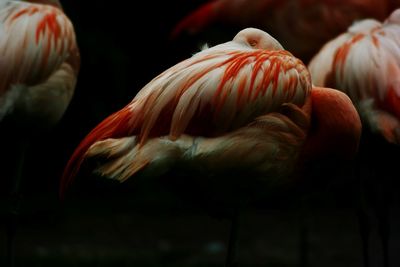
xmin=301 ymin=87 xmax=362 ymax=161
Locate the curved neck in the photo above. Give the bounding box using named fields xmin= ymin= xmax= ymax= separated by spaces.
xmin=301 ymin=87 xmax=362 ymax=161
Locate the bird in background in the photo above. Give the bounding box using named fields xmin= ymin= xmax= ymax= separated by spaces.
xmin=60 ymin=27 xmax=361 ymax=266
xmin=0 ymin=0 xmax=79 ymax=266
xmin=309 ymin=8 xmax=400 ymax=267
xmin=171 ymin=0 xmax=400 ymax=63
xmin=0 ymin=0 xmax=79 ymax=132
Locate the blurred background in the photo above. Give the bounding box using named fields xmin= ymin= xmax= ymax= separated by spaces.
xmin=0 ymin=0 xmax=400 ymax=266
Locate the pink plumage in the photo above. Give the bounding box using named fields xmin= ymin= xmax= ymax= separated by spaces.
xmin=0 ymin=0 xmax=80 ymax=129
xmin=0 ymin=1 xmax=80 ymax=265
xmin=309 ymin=8 xmax=400 ymax=144
xmin=171 ymin=0 xmax=400 ymax=63
xmin=61 ymin=28 xmax=361 ymax=200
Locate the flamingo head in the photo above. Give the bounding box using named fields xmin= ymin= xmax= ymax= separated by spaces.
xmin=233 ymin=27 xmax=284 ymax=51
xmin=385 ymin=8 xmax=400 ymax=24
xmin=348 ymin=19 xmax=381 ymax=34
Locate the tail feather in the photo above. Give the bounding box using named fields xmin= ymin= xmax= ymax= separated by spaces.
xmin=60 ymin=106 xmax=135 ymax=198
xmin=87 ymin=137 xmax=149 ymax=182
xmin=170 ymin=1 xmax=218 ymax=40
xmin=87 ymin=136 xmax=186 ymax=183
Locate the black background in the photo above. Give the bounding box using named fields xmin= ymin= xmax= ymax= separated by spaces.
xmin=0 ymin=1 xmax=400 ymax=266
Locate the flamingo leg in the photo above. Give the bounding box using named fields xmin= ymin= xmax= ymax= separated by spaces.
xmin=375 ymin=179 xmax=391 ymax=267
xmin=377 ymin=206 xmax=390 ymax=267
xmin=354 ymin=147 xmax=374 ymax=267
xmin=225 ymin=206 xmax=241 ymax=267
xmin=357 ymin=205 xmax=371 ymax=267
xmin=6 ymin=213 xmax=18 ymax=267
xmin=5 ymin=139 xmax=27 ymax=267
xmin=298 ymin=196 xmax=310 ymax=267
xmin=359 ymin=176 xmax=392 ymax=267
xmin=356 ymin=152 xmax=392 ymax=267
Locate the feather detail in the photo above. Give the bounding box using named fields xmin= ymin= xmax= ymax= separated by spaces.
xmin=61 ymin=28 xmax=314 ymax=196
xmin=86 ymin=136 xmax=188 ymax=182
xmin=83 ymin=103 xmax=310 ymax=186
xmin=134 ymin=49 xmax=311 ymax=143
xmin=309 ymin=11 xmax=400 ymax=144
xmin=60 ymin=106 xmax=135 ymax=197
xmin=0 ymin=2 xmax=78 ymax=95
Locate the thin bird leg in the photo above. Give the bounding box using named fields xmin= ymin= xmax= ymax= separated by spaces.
xmin=5 ymin=139 xmax=27 ymax=267
xmin=357 ymin=205 xmax=371 ymax=267
xmin=377 ymin=207 xmax=390 ymax=267
xmin=361 ymin=150 xmax=392 ymax=267
xmin=298 ymin=196 xmax=310 ymax=267
xmin=375 ymin=179 xmax=391 ymax=267
xmin=355 ymin=155 xmax=371 ymax=267
xmin=225 ymin=206 xmax=241 ymax=267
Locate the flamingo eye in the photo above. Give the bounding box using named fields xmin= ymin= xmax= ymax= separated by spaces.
xmin=249 ymin=40 xmax=257 ymax=47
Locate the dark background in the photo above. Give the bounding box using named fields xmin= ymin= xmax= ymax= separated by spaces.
xmin=1 ymin=1 xmax=400 ymax=266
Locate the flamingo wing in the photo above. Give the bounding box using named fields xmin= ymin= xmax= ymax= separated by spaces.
xmin=0 ymin=1 xmax=79 ymax=120
xmin=131 ymin=45 xmax=311 ymax=143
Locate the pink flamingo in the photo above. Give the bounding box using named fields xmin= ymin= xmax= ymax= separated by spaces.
xmin=171 ymin=0 xmax=400 ymax=63
xmin=61 ymin=28 xmax=361 ymax=266
xmin=0 ymin=0 xmax=79 ymax=266
xmin=309 ymin=8 xmax=400 ymax=267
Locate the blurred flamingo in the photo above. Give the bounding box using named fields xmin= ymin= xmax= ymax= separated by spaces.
xmin=309 ymin=9 xmax=400 ymax=267
xmin=0 ymin=0 xmax=79 ymax=266
xmin=171 ymin=0 xmax=400 ymax=63
xmin=61 ymin=28 xmax=361 ymax=266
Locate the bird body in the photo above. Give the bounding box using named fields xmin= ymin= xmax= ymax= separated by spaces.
xmin=61 ymin=28 xmax=361 ymax=201
xmin=309 ymin=9 xmax=400 ymax=267
xmin=309 ymin=9 xmax=400 ymax=144
xmin=0 ymin=0 xmax=79 ymax=131
xmin=60 ymin=27 xmax=360 ymax=267
xmin=171 ymin=0 xmax=400 ymax=62
xmin=0 ymin=1 xmax=79 ymax=266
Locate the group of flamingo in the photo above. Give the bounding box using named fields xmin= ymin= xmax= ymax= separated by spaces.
xmin=0 ymin=0 xmax=399 ymax=266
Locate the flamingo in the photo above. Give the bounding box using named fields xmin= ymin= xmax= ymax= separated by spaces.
xmin=171 ymin=0 xmax=400 ymax=63
xmin=60 ymin=28 xmax=361 ymax=266
xmin=0 ymin=0 xmax=79 ymax=266
xmin=308 ymin=9 xmax=400 ymax=267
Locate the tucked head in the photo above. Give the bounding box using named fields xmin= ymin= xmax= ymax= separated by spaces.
xmin=233 ymin=27 xmax=284 ymax=50
xmin=385 ymin=8 xmax=400 ymax=24
xmin=348 ymin=19 xmax=381 ymax=34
